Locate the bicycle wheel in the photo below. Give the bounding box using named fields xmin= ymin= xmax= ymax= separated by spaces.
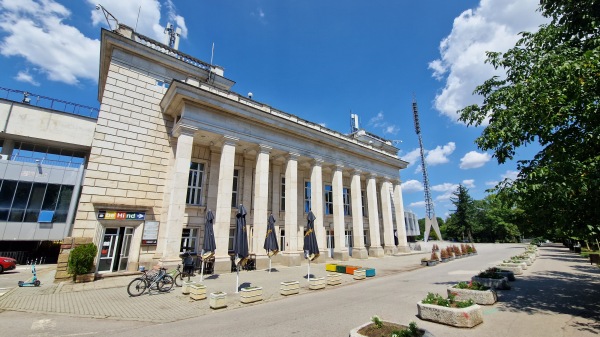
xmin=127 ymin=278 xmax=148 ymax=297
xmin=158 ymin=274 xmax=174 ymax=292
xmin=173 ymin=272 xmax=184 ymax=287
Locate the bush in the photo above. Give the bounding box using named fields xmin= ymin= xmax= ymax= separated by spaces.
xmin=68 ymin=243 xmax=97 ymax=279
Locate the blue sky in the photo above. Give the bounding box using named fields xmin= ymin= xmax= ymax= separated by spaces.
xmin=0 ymin=0 xmax=547 ymax=219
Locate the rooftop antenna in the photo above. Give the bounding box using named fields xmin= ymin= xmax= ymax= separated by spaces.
xmin=350 ymin=113 xmax=359 ymax=133
xmin=412 ymin=97 xmax=442 ymax=242
xmin=164 ymin=23 xmax=181 ymax=50
xmin=134 ymin=6 xmax=141 ymax=32
xmin=95 ymin=4 xmax=119 ymax=31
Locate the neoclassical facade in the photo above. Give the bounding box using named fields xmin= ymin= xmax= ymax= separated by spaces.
xmin=70 ymin=25 xmax=410 ymax=275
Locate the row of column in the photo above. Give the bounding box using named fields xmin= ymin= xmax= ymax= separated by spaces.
xmin=161 ymin=131 xmax=410 ymax=264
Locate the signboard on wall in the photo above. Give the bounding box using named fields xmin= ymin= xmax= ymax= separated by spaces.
xmin=142 ymin=221 xmax=159 ymax=245
xmin=97 ymin=210 xmax=145 ymax=220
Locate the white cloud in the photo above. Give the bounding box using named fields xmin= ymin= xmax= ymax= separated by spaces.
xmin=409 ymin=201 xmax=426 ymax=208
xmin=400 ymin=148 xmax=421 ymax=167
xmin=462 ymin=179 xmax=475 ymax=188
xmin=501 ymin=170 xmax=519 ymax=181
xmin=401 ymin=180 xmax=424 ymax=193
xmin=367 ymin=111 xmax=399 ymax=136
xmin=15 ymin=70 xmax=39 ymax=86
xmin=459 ymin=151 xmax=491 ymax=169
xmin=425 ymin=142 xmax=456 ymax=166
xmin=436 ymin=191 xmax=454 ymax=201
xmin=0 ymin=0 xmax=100 ymax=85
xmin=430 ymin=0 xmax=548 ymax=123
xmin=432 ymin=183 xmax=458 ymax=192
xmin=485 ymin=180 xmax=498 ymax=186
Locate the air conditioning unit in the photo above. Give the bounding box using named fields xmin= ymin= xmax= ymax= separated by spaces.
xmin=0 ymin=154 xmax=8 ymax=160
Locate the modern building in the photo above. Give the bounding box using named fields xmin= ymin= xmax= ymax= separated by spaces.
xmin=3 ymin=23 xmax=414 ymax=279
xmin=404 ymin=209 xmax=421 ymax=240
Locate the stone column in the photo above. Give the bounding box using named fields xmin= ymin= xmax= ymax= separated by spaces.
xmin=283 ymin=153 xmax=301 ymax=266
xmin=310 ymin=158 xmax=327 ymax=260
xmin=350 ymin=170 xmax=368 ymax=259
xmin=214 ymin=136 xmax=238 ymax=262
xmin=159 ymin=124 xmax=195 ymax=265
xmin=252 ymin=145 xmax=271 ymax=259
xmin=367 ymin=174 xmax=384 ymax=257
xmin=242 ymin=151 xmax=254 ymax=252
xmin=380 ymin=179 xmax=398 ymax=255
xmin=393 ymin=179 xmax=411 ymax=253
xmin=332 ymin=164 xmax=349 ymax=261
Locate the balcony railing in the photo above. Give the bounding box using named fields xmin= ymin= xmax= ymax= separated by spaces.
xmin=0 ymin=87 xmax=99 ymax=119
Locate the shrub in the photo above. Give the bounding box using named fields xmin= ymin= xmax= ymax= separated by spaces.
xmin=422 ymin=292 xmax=475 ymax=308
xmin=67 ymin=243 xmax=97 ymax=280
xmin=391 ymin=322 xmax=420 ymax=337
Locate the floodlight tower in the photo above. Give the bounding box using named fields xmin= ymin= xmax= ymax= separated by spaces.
xmin=412 ymin=98 xmax=442 ymax=242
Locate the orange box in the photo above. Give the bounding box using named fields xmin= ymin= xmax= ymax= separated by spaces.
xmin=345 ymin=266 xmax=361 ymax=275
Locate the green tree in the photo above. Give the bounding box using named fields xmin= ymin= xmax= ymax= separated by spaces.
xmin=472 ymin=195 xmax=521 ymax=243
xmin=449 ymin=185 xmax=475 ymax=243
xmin=459 ymin=0 xmax=600 ymax=241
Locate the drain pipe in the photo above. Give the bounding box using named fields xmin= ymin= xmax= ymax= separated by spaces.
xmin=3 ymin=102 xmax=14 ymax=133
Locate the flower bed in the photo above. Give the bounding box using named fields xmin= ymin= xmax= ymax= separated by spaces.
xmin=417 ymin=293 xmax=483 ymax=328
xmin=448 ymin=281 xmax=497 ymax=305
xmin=350 ymin=317 xmax=434 ymax=337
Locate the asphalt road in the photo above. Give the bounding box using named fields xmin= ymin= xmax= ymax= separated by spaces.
xmin=1 ymin=243 xmax=598 ymax=337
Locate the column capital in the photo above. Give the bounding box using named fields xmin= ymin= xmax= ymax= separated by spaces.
xmin=171 ymin=122 xmax=197 ymax=138
xmin=368 ymin=173 xmax=378 ymax=180
xmin=286 ymin=152 xmax=300 ymax=161
xmin=350 ymin=169 xmax=362 ymax=176
xmin=257 ymin=144 xmax=272 ymax=154
xmin=222 ymin=135 xmax=239 ymax=146
xmin=392 ymin=178 xmax=402 ymax=185
xmin=333 ymin=163 xmax=344 ymax=171
xmin=310 ymin=157 xmax=324 ymax=168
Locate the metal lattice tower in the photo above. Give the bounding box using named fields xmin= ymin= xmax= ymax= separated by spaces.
xmin=412 ymin=98 xmax=442 ymax=242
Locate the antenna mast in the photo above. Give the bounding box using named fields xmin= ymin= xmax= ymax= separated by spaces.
xmin=412 ymin=98 xmax=442 ymax=242
xmin=95 ymin=4 xmax=119 ymax=31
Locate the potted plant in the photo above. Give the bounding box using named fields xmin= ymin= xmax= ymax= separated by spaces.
xmin=448 ymin=281 xmax=497 ymax=305
xmin=417 ymin=292 xmax=483 ymax=328
xmin=428 ymin=251 xmax=439 ymax=266
xmin=67 ymin=243 xmax=97 ymax=283
xmin=472 ymin=267 xmax=510 ymax=290
xmin=470 ymin=244 xmax=478 ymax=255
xmin=440 ymin=248 xmax=449 ymax=262
xmin=189 ymin=283 xmax=206 ymax=300
xmin=240 ymin=286 xmax=263 ymax=304
xmin=209 ymin=291 xmax=227 ymax=309
xmin=453 ymin=245 xmax=462 ymax=258
xmin=420 ymin=257 xmax=429 ymax=266
xmin=461 ymin=244 xmax=469 ymax=256
xmin=349 ymin=315 xmax=434 ymax=337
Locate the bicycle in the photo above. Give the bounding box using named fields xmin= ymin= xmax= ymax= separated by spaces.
xmin=170 ymin=264 xmax=195 ymax=287
xmin=127 ymin=267 xmax=174 ymax=296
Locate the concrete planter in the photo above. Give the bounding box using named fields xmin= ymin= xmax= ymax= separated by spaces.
xmin=349 ymin=321 xmax=435 ymax=337
xmin=472 ymin=276 xmax=510 ymax=290
xmin=240 ymin=286 xmax=263 ymax=304
xmin=504 ymin=261 xmax=527 ymax=270
xmin=209 ymin=292 xmax=227 ymax=309
xmin=309 ymin=277 xmax=325 ymax=290
xmin=495 ymin=270 xmax=516 ymax=281
xmin=448 ymin=286 xmax=497 ymax=305
xmin=514 ymin=258 xmax=532 ymax=266
xmin=327 ymin=273 xmax=341 ymax=286
xmin=75 ymin=273 xmax=95 ymax=283
xmin=496 ymin=264 xmax=523 ymax=275
xmin=280 ymin=281 xmax=299 ymax=296
xmin=354 ymin=269 xmax=366 ymax=280
xmin=189 ymin=283 xmax=206 ymax=300
xmin=181 ymin=280 xmax=196 ymax=295
xmin=417 ymin=301 xmax=483 ymax=328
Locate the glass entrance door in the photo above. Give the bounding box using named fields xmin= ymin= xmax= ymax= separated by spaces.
xmin=98 ymin=227 xmax=133 ymax=273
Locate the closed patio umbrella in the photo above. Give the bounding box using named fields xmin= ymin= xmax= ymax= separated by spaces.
xmin=264 ymin=213 xmax=279 ymax=272
xmin=234 ymin=204 xmax=249 ymax=292
xmin=303 ymin=211 xmax=320 ymax=282
xmin=200 ymin=209 xmax=216 ymax=282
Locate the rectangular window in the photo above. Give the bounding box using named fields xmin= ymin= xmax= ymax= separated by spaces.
xmin=280 ymin=176 xmax=286 ymax=211
xmin=24 ymin=183 xmax=46 ymax=222
xmin=304 ymin=181 xmax=311 ymax=213
xmin=324 ymin=185 xmax=333 ymax=215
xmin=180 ymin=228 xmax=198 ymax=253
xmin=231 ymin=169 xmax=240 ymax=208
xmin=361 ymin=190 xmax=367 ymax=217
xmin=9 ymin=181 xmax=32 ymax=222
xmin=343 ymin=187 xmax=351 ymax=216
xmin=54 ymin=185 xmax=73 ymax=222
xmin=228 ymin=227 xmax=235 ymax=251
xmin=187 ymin=162 xmax=205 ymax=205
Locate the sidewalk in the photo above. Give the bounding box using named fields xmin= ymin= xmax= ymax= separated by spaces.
xmin=0 ymin=250 xmax=428 ymax=322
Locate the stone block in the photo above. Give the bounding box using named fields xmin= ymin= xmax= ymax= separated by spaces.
xmin=417 ymin=301 xmax=483 ymax=328
xmin=447 ymin=286 xmax=498 ymax=305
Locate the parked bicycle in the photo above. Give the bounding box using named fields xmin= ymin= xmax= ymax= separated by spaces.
xmin=171 ymin=264 xmax=195 ymax=287
xmin=127 ymin=267 xmax=174 ymax=296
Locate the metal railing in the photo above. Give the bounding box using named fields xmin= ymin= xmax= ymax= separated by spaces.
xmin=0 ymin=87 xmax=99 ymax=119
xmin=6 ymin=155 xmax=84 ymax=169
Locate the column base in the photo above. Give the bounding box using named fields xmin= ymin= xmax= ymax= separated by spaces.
xmin=384 ymin=246 xmax=398 ymax=255
xmin=368 ymin=246 xmax=385 ymax=258
xmin=396 ymin=245 xmax=411 ymax=253
xmin=158 ymin=257 xmax=182 ymax=269
xmin=333 ymin=250 xmax=350 ymax=261
xmin=213 ymin=256 xmax=234 ymax=273
xmin=351 ymin=247 xmax=369 ymax=259
xmin=312 ymin=251 xmax=329 ymax=264
xmin=254 ymin=256 xmax=271 ymax=270
xmin=281 ymin=252 xmax=302 ymax=267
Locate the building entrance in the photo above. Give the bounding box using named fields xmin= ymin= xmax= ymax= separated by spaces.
xmin=98 ymin=227 xmax=133 ymax=273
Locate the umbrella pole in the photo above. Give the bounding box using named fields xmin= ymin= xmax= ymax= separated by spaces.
xmin=200 ymin=259 xmax=205 ymax=282
xmin=269 ymin=256 xmax=272 ymax=273
xmin=307 ymin=259 xmax=311 ymax=282
xmin=235 ymin=264 xmax=240 ymax=293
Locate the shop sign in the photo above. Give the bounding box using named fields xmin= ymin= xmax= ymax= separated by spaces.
xmin=97 ymin=210 xmax=145 ymax=220
xmin=142 ymin=221 xmax=159 ymax=245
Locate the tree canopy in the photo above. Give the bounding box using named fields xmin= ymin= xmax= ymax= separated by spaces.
xmin=458 ymin=0 xmax=600 ymax=240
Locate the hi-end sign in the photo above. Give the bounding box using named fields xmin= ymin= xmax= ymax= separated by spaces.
xmin=97 ymin=210 xmax=145 ymax=220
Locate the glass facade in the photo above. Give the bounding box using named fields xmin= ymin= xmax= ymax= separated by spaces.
xmin=10 ymin=141 xmax=85 ymax=168
xmin=0 ymin=180 xmax=74 ymax=222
